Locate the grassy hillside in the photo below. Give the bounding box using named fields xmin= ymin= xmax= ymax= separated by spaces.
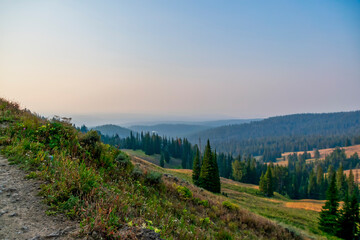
xmin=123 ymin=149 xmax=183 ymax=169
xmin=92 ymin=124 xmax=133 ymax=138
xmin=128 ymin=153 xmax=338 ymax=240
xmin=0 ymin=98 xmax=301 ymax=240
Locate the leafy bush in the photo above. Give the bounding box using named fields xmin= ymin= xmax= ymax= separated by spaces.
xmin=79 ymin=130 xmax=101 ymax=147
xmin=176 ymin=185 xmax=193 ymax=200
xmin=78 ymin=162 xmax=101 ymax=194
xmin=222 ymin=200 xmax=239 ymax=211
xmin=115 ymin=151 xmax=133 ymax=172
xmin=216 ymin=230 xmax=234 ymax=240
xmin=131 ymin=166 xmax=143 ymax=179
xmin=145 ymin=171 xmax=162 ymax=185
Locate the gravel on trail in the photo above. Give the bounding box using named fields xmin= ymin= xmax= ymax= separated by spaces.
xmin=0 ymin=155 xmax=80 ymax=240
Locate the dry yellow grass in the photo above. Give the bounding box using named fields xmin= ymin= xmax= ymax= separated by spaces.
xmin=221 ymin=177 xmax=259 ymax=189
xmin=285 ymin=199 xmax=326 ymax=212
xmin=169 ymin=169 xmax=192 ymax=175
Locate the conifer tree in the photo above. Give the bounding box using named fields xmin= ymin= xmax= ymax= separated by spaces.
xmin=259 ymin=165 xmax=273 ymax=197
xmin=259 ymin=172 xmax=266 ymax=193
xmin=231 ymin=158 xmax=243 ymax=181
xmin=160 ymin=153 xmax=165 ymax=168
xmin=265 ymin=166 xmax=274 ymax=197
xmin=319 ymin=173 xmax=339 ymax=235
xmin=347 ymin=169 xmax=356 ymax=196
xmin=192 ymin=147 xmax=201 ymax=186
xmin=316 ymin=166 xmax=326 ymax=199
xmin=213 ymin=150 xmax=221 ymax=193
xmin=314 ymin=149 xmax=320 ymax=159
xmin=336 ymin=163 xmax=346 ymax=200
xmin=164 ymin=149 xmax=170 ymax=163
xmin=198 ymin=140 xmax=221 ymax=193
xmin=336 ymin=191 xmax=359 ymax=240
xmin=308 ymin=169 xmax=317 ymax=198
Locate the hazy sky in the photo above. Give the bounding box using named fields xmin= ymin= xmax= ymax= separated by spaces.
xmin=1 ymin=0 xmax=360 ymax=125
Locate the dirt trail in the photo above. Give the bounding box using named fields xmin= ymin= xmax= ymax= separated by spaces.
xmin=0 ymin=155 xmax=80 ymax=240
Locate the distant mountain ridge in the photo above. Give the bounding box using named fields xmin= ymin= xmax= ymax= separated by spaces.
xmin=92 ymin=119 xmax=260 ymax=139
xmin=128 ymin=119 xmax=260 ymax=138
xmin=92 ymin=124 xmax=133 ymax=138
xmin=129 ymin=124 xmax=210 ymax=138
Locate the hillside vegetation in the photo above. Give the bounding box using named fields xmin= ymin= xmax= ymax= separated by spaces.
xmin=127 ymin=153 xmax=339 ymax=240
xmin=190 ymin=111 xmax=360 ymax=160
xmin=0 ymin=98 xmax=300 ymax=240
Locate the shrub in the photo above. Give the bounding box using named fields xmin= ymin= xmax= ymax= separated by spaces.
xmin=79 ymin=130 xmax=101 ymax=147
xmin=222 ymin=200 xmax=239 ymax=211
xmin=216 ymin=230 xmax=233 ymax=240
xmin=145 ymin=171 xmax=162 ymax=185
xmin=200 ymin=217 xmax=210 ymax=226
xmin=115 ymin=151 xmax=133 ymax=172
xmin=131 ymin=166 xmax=143 ymax=179
xmin=194 ymin=197 xmax=209 ymax=207
xmin=78 ymin=162 xmax=101 ymax=194
xmin=176 ymin=185 xmax=193 ymax=200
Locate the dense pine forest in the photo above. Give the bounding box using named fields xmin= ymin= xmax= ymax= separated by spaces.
xmin=190 ymin=111 xmax=360 ymax=161
xmin=96 ymin=126 xmax=360 ymax=201
xmin=92 ymin=130 xmax=196 ymax=169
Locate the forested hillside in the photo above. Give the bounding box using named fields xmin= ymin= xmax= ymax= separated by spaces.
xmin=129 ymin=124 xmax=210 ymax=138
xmin=128 ymin=119 xmax=260 ymax=139
xmin=92 ymin=124 xmax=132 ymax=138
xmin=190 ymin=111 xmax=360 ymax=161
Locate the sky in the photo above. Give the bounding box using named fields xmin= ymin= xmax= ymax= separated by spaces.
xmin=1 ymin=0 xmax=360 ymax=126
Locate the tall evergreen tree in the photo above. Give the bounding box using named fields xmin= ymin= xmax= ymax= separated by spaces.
xmin=319 ymin=173 xmax=339 ymax=235
xmin=231 ymin=158 xmax=243 ymax=181
xmin=336 ymin=191 xmax=359 ymax=240
xmin=212 ymin=150 xmax=221 ymax=193
xmin=336 ymin=163 xmax=346 ymax=200
xmin=192 ymin=147 xmax=201 ymax=186
xmin=308 ymin=169 xmax=317 ymax=198
xmin=314 ymin=149 xmax=320 ymax=159
xmin=265 ymin=166 xmax=274 ymax=197
xmin=160 ymin=153 xmax=165 ymax=168
xmin=259 ymin=172 xmax=266 ymax=194
xmin=347 ymin=169 xmax=356 ymax=196
xmin=198 ymin=140 xmax=221 ymax=193
xmin=259 ymin=165 xmax=273 ymax=197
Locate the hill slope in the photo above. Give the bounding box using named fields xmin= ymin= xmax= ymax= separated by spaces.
xmin=126 ymin=152 xmax=337 ymax=240
xmin=190 ymin=111 xmax=360 ymax=157
xmin=0 ymin=98 xmax=301 ymax=239
xmin=92 ymin=124 xmax=132 ymax=138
